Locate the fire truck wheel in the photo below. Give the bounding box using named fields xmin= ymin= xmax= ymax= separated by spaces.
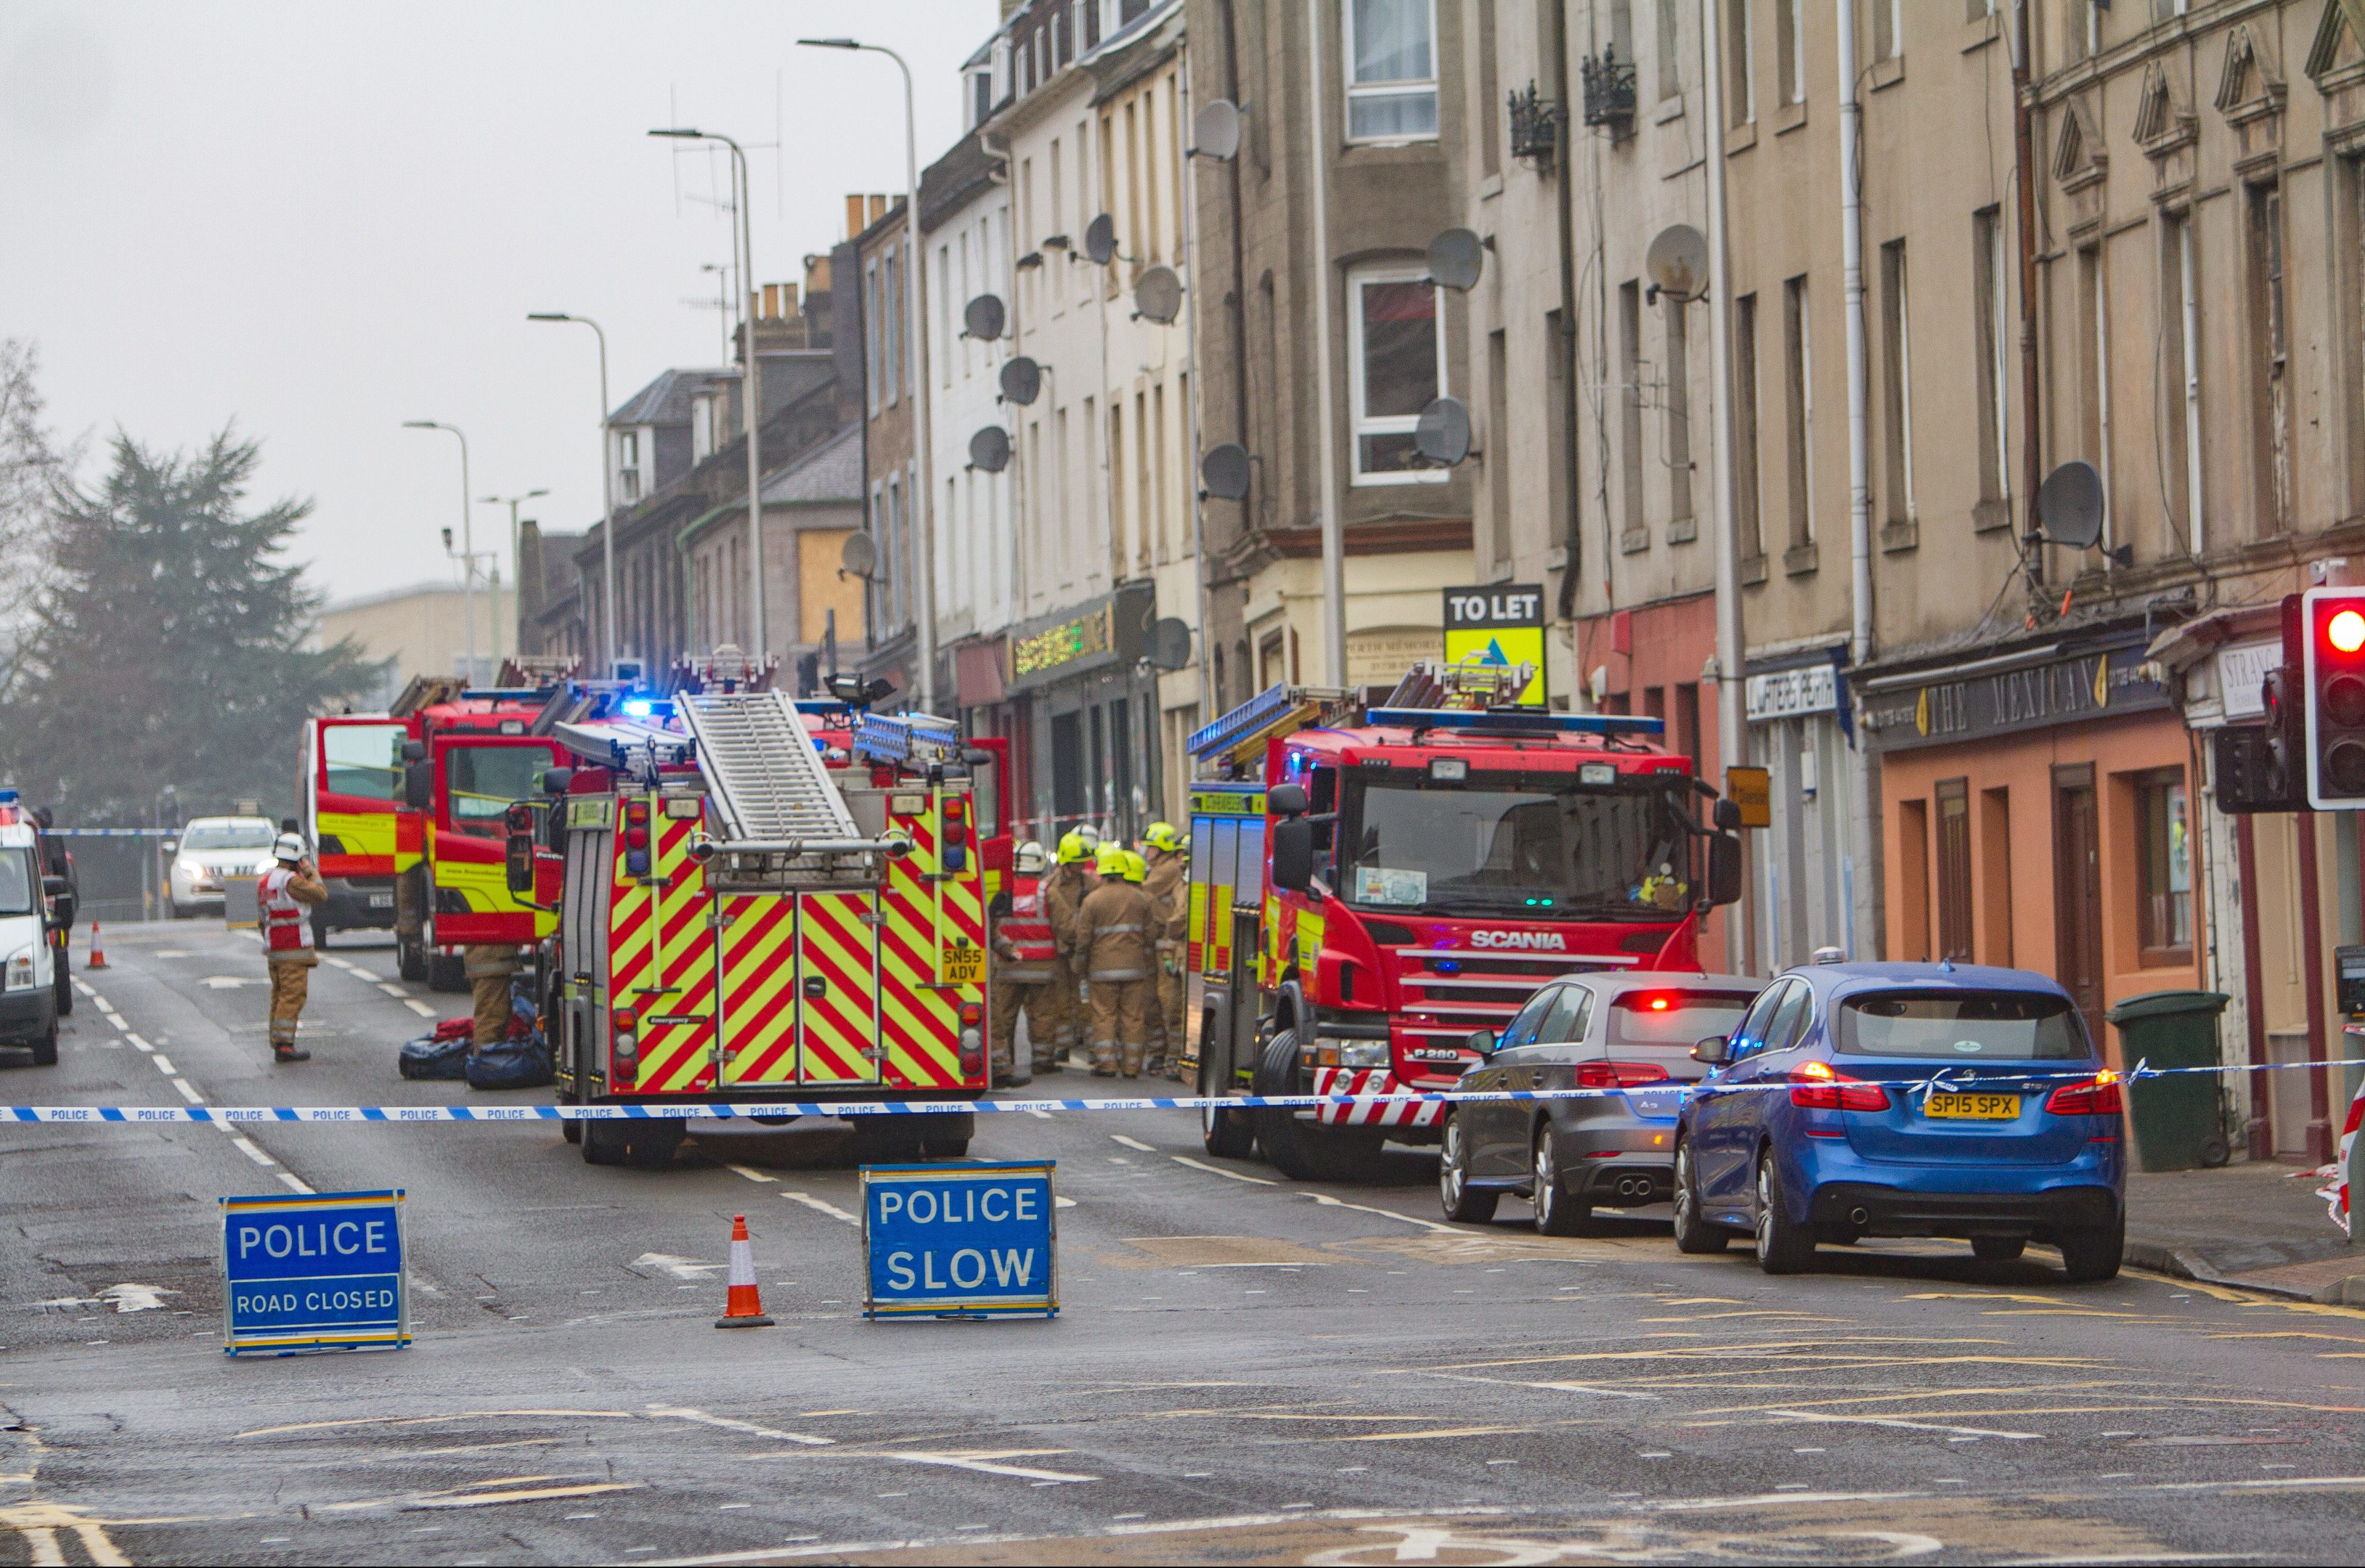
xmin=426 ymin=952 xmax=468 ymax=994
xmin=561 ymin=1117 xmax=582 ymax=1146
xmin=580 ymin=1119 xmax=627 ymax=1165
xmin=849 ymin=1120 xmax=927 ymax=1164
xmin=919 ymin=1111 xmax=975 ymax=1158
xmin=396 ymin=933 xmax=427 ymax=983
xmin=52 ymin=962 xmax=71 ymax=1018
xmin=623 ymin=1122 xmax=683 ymax=1169
xmin=1253 ymin=1030 xmax=1388 ymax=1182
xmin=1199 ymin=1049 xmax=1255 ymax=1159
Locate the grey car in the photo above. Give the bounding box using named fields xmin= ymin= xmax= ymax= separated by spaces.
xmin=1438 ymin=971 xmax=1761 ymax=1233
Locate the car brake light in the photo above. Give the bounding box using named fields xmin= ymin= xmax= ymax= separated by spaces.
xmin=1790 ymin=1064 xmax=1890 ymax=1111
xmin=1574 ymin=1060 xmax=1672 ymax=1090
xmin=2045 ymin=1071 xmax=2123 ymax=1116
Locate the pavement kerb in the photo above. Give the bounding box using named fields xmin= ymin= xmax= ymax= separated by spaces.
xmin=2125 ymin=1236 xmax=2365 ymax=1304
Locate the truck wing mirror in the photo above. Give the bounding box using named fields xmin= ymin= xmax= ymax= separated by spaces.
xmin=404 ymin=761 xmax=431 ymax=812
xmin=402 ymin=739 xmax=426 ymax=763
xmin=1706 ymin=833 xmax=1743 ymax=907
xmin=504 ymin=807 xmax=537 ymax=899
xmin=1268 ymin=782 xmax=1308 ymax=817
xmin=1270 ymin=817 xmax=1314 ymax=892
xmin=540 ymin=767 xmax=574 ymax=796
xmin=1713 ymin=799 xmax=1743 ymax=832
xmin=1692 ymin=1034 xmax=1730 ymax=1066
xmin=1465 ymin=1028 xmax=1497 ymax=1057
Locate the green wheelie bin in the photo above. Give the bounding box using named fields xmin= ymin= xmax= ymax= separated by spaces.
xmin=2104 ymin=989 xmax=2231 ymax=1172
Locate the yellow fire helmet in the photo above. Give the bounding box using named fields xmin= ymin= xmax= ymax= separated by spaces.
xmin=1122 ymin=849 xmax=1148 ymax=883
xmin=1095 ymin=841 xmax=1128 ymax=877
xmin=1144 ymin=820 xmax=1182 ymax=853
xmin=1014 ymin=838 xmax=1049 ymax=874
xmin=1057 ymin=830 xmax=1088 ymax=865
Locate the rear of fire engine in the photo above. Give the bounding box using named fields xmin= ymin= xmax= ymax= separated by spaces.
xmin=1183 ymin=666 xmax=1743 ymax=1180
xmin=301 ymin=715 xmax=418 ymax=944
xmin=514 ymin=687 xmax=990 ymax=1169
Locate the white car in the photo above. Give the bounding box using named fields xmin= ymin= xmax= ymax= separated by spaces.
xmin=0 ymin=815 xmax=60 ymax=1063
xmin=168 ymin=817 xmax=279 ymax=919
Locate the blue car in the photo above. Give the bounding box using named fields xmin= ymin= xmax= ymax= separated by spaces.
xmin=1671 ymin=962 xmax=2125 ymax=1281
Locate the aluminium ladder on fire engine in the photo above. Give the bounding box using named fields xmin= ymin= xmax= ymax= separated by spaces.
xmin=672 ymin=689 xmax=893 ymax=893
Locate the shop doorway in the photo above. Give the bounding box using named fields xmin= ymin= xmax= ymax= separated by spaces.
xmin=1051 ymin=711 xmax=1086 ymax=832
xmin=2053 ymin=765 xmax=2106 ymax=1044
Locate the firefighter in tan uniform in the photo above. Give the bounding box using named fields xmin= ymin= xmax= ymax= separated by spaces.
xmin=1041 ymin=830 xmax=1098 ymax=1071
xmin=259 ymin=834 xmax=327 ymax=1063
xmin=1140 ymin=822 xmax=1189 ymax=1079
xmin=1077 ymin=844 xmax=1157 ymax=1077
xmin=988 ymin=839 xmax=1057 ymax=1084
xmin=464 ymin=944 xmax=521 ymax=1047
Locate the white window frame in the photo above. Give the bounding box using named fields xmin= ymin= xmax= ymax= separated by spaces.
xmin=1343 ymin=0 xmax=1441 ymax=146
xmin=1347 ymin=263 xmax=1449 ymax=487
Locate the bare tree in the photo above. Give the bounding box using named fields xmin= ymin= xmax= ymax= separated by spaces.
xmin=0 ymin=339 xmax=61 ymax=641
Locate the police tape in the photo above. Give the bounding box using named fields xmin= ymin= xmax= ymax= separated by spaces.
xmin=0 ymin=1056 xmax=2342 ymax=1124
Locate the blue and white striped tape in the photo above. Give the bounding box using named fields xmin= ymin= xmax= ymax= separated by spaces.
xmin=43 ymin=828 xmax=180 ymax=837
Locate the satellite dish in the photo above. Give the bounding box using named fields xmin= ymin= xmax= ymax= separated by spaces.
xmin=1134 ymin=265 xmax=1182 ymax=324
xmin=1414 ymin=396 xmax=1473 ymax=467
xmin=1200 ymin=443 xmax=1252 ymax=501
xmin=1083 ymin=213 xmax=1118 ymax=266
xmin=1147 ymin=618 xmax=1192 ymax=671
xmin=998 ymin=356 xmax=1043 ymax=406
xmin=1426 ymin=227 xmax=1484 ymax=292
xmin=2037 ymin=460 xmax=2106 ymax=551
xmin=1192 ymin=99 xmax=1242 ymax=160
xmin=839 ymin=531 xmax=877 ymax=580
xmin=969 ymin=425 xmax=1011 ymax=474
xmin=962 ymin=293 xmax=1006 ymax=341
xmin=1645 ymin=224 xmax=1710 ymax=301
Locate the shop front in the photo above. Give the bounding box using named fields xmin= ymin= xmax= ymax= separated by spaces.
xmin=1746 ymin=647 xmax=1860 ymax=970
xmin=1005 ymin=583 xmax=1161 ymax=847
xmin=1861 ymin=625 xmax=2199 ymax=1063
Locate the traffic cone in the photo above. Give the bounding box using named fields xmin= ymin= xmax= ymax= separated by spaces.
xmin=87 ymin=921 xmax=107 ymax=970
xmin=714 ymin=1214 xmax=773 ymax=1328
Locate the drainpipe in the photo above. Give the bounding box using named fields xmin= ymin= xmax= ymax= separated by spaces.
xmin=1305 ymin=0 xmax=1348 ymax=687
xmin=1700 ymin=0 xmax=1749 ymax=971
xmin=1552 ymin=0 xmax=1584 ymax=617
xmin=2011 ymin=0 xmax=2043 ymax=586
xmin=1837 ymin=0 xmax=1879 ymax=965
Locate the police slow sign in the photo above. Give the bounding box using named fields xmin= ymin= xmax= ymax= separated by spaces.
xmin=1442 ymin=584 xmax=1546 ymax=705
xmin=862 ymin=1161 xmax=1057 ymax=1319
xmin=220 ymin=1189 xmax=409 ymax=1355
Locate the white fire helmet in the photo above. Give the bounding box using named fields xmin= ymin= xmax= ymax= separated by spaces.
xmin=1014 ymin=839 xmax=1048 ymax=874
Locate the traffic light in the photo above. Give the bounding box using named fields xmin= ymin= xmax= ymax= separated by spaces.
xmin=2305 ymin=587 xmax=2365 ymax=808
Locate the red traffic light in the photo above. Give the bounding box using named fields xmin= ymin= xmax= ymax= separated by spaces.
xmin=2333 ymin=608 xmax=2365 ymax=655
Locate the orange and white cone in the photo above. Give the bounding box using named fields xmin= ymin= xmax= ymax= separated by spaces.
xmin=714 ymin=1214 xmax=773 ymax=1328
xmin=87 ymin=921 xmax=107 ymax=970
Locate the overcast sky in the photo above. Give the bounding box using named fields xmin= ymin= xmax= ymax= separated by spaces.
xmin=0 ymin=1 xmax=982 ymax=605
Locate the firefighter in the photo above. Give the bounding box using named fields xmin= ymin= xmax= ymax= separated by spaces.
xmin=1077 ymin=843 xmax=1156 ymax=1077
xmin=464 ymin=944 xmax=521 ymax=1049
xmin=258 ymin=833 xmax=327 ymax=1063
xmin=988 ymin=839 xmax=1057 ymax=1084
xmin=1041 ymin=830 xmax=1098 ymax=1071
xmin=1141 ymin=821 xmax=1189 ymax=1079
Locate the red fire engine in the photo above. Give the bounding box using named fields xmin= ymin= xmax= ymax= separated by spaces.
xmin=1182 ymin=664 xmax=1743 ymax=1180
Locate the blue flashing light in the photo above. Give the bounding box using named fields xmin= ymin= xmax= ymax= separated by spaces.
xmin=0 ymin=789 xmax=17 ymax=804
xmin=622 ymin=698 xmax=655 ymax=718
xmin=1434 ymin=960 xmax=1462 ymax=975
xmin=1364 ymin=707 xmax=1666 ymax=738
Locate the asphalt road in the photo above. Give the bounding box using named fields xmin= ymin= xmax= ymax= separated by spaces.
xmin=4 ymin=923 xmax=2365 ymax=1565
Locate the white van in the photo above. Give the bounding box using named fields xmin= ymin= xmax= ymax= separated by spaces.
xmin=0 ymin=814 xmax=59 ymax=1065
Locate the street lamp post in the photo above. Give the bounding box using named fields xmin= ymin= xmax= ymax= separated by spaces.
xmin=650 ymin=128 xmax=765 ymax=664
xmin=402 ymin=420 xmax=476 ymax=680
xmin=479 ymin=487 xmax=548 ymax=672
xmin=799 ymin=37 xmax=934 ymax=713
xmin=526 ymin=313 xmax=616 ymax=677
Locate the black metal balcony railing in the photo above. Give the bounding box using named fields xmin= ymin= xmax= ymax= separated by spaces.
xmin=1580 ymin=50 xmax=1636 ymax=131
xmin=1508 ymin=81 xmax=1563 ymax=166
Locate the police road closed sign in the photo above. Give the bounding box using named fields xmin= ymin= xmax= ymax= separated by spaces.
xmin=1442 ymin=584 xmax=1546 ymax=706
xmin=862 ymin=1161 xmax=1057 ymax=1320
xmin=220 ymin=1189 xmax=409 ymax=1355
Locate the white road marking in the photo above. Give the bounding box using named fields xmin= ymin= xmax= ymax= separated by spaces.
xmin=73 ymin=979 xmax=96 ymax=997
xmin=1055 ymin=1196 xmax=1078 ymax=1209
xmin=150 ymin=1054 xmax=176 ymax=1075
xmin=98 ymin=1284 xmax=177 ymax=1314
xmin=277 ymin=1172 xmax=316 ymax=1195
xmin=1110 ymin=1135 xmax=1156 ymax=1152
xmin=230 ymin=1137 xmax=277 ymax=1167
xmin=406 ymin=1000 xmax=438 ymax=1017
xmin=1025 ymin=1108 xmax=1054 ymax=1121
xmin=725 ymin=1164 xmax=779 ymax=1184
xmin=378 ymin=983 xmax=408 ymax=998
xmin=345 ymin=966 xmax=383 ymax=982
xmin=631 ymin=1253 xmax=722 ymax=1281
xmin=1172 ymin=1156 xmax=1277 ymax=1186
xmin=890 ymin=1452 xmax=1099 ymax=1484
xmin=781 ymin=1191 xmax=860 ymax=1228
xmin=200 ymin=975 xmax=267 ymax=989
xmin=171 ymin=1079 xmax=203 ymax=1105
xmin=1300 ymin=1191 xmax=1460 ymax=1233
xmin=648 ymin=1405 xmax=834 ymax=1446
xmin=1764 ymin=1410 xmax=2041 ymax=1441
xmin=123 ymin=1033 xmax=153 ymax=1053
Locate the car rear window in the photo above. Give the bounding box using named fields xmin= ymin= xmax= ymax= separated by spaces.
xmin=1605 ymin=990 xmax=1755 ymax=1048
xmin=1836 ymin=990 xmax=2091 ymax=1061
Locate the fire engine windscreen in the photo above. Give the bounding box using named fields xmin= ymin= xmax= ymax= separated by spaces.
xmin=1342 ymin=771 xmax=1696 ymax=918
xmin=445 ymin=746 xmax=550 ymax=837
xmin=0 ymin=849 xmax=35 ymax=917
xmin=322 ymin=723 xmax=408 ymax=801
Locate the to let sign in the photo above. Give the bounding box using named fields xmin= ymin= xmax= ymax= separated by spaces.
xmin=1441 ymin=584 xmax=1546 ymax=706
xmin=862 ymin=1160 xmax=1057 ymax=1319
xmin=220 ymin=1188 xmax=409 ymax=1355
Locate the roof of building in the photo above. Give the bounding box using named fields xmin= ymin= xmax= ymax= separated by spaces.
xmin=921 ymin=132 xmax=1001 ymax=233
xmin=758 ymin=425 xmax=862 ymax=506
xmin=320 ymin=579 xmax=483 ymax=616
xmin=608 ymin=366 xmax=736 ymax=428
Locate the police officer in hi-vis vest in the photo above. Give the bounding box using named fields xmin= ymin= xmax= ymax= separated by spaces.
xmin=258 ymin=833 xmax=327 ymax=1063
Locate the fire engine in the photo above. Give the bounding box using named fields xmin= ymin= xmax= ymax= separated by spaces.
xmin=504 ymin=664 xmax=992 ymax=1169
xmin=1181 ymin=663 xmax=1743 ymax=1180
